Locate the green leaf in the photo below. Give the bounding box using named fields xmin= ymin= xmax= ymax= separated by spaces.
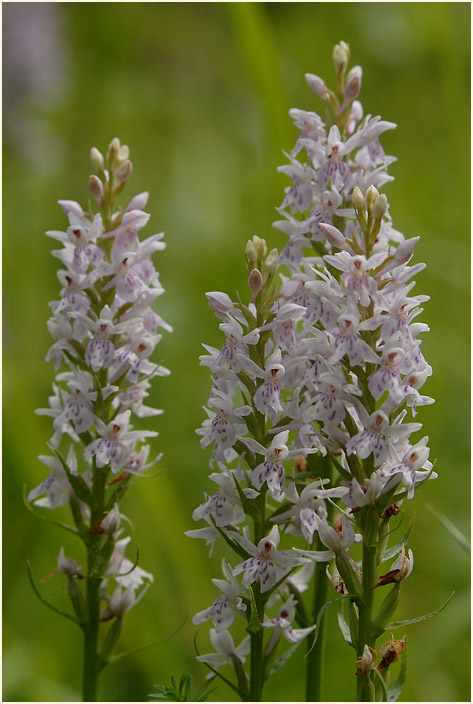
xmin=305 ymin=595 xmax=352 ymax=657
xmin=337 ymin=606 xmax=354 ymax=649
xmin=245 ymin=586 xmax=262 ymax=635
xmin=387 ymin=637 xmax=408 ymax=701
xmin=110 ymin=614 xmax=188 ymax=664
xmin=148 ymin=673 xmax=217 ymax=702
xmin=193 ymin=676 xmax=218 ymax=702
xmin=388 ymin=591 xmax=454 ymax=629
xmin=26 ymin=561 xmax=81 ymax=628
xmin=373 ymin=668 xmax=390 ymax=702
xmin=347 ymin=599 xmax=359 ymax=648
xmin=426 ymin=503 xmax=470 ymax=554
xmin=372 ymin=584 xmax=401 ymax=635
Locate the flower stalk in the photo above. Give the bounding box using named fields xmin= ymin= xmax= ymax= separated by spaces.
xmin=192 ymin=41 xmax=435 ymax=704
xmin=29 ymin=137 xmax=170 ymax=701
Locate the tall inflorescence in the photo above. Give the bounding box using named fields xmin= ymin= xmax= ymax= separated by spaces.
xmin=28 ymin=138 xmax=170 ymax=702
xmin=190 ymin=42 xmax=436 ymax=702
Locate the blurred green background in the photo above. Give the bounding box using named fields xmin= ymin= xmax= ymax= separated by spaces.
xmin=3 ymin=2 xmax=470 ymax=702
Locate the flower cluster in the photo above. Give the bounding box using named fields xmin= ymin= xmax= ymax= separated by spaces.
xmin=29 ymin=138 xmax=169 ymax=697
xmin=190 ymin=42 xmax=435 ymax=701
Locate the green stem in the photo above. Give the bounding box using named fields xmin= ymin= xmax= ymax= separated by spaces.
xmin=305 ymin=539 xmax=328 ymax=701
xmin=357 ymin=508 xmax=379 ymax=702
xmin=82 ymin=467 xmax=108 ymax=701
xmin=249 ymin=621 xmax=264 ymax=702
xmin=82 ymin=571 xmax=101 ymax=701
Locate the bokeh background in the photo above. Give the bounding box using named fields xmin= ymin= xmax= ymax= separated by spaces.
xmin=3 ymin=2 xmax=470 ymax=702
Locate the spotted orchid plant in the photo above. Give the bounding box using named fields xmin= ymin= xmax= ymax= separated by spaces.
xmin=189 ymin=42 xmax=439 ymax=702
xmin=28 ymin=138 xmax=170 ymax=701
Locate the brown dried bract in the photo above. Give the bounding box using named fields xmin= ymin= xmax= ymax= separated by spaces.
xmin=380 ymin=503 xmax=400 ymax=519
xmin=90 ymin=520 xmax=105 ymax=534
xmin=371 ymin=568 xmax=400 ymax=589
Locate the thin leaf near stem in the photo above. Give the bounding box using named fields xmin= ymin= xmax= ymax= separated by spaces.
xmin=387 ymin=591 xmax=454 ymax=629
xmin=26 ymin=561 xmax=82 ymax=627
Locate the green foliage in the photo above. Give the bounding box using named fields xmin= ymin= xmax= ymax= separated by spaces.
xmin=150 ymin=674 xmax=216 ymax=702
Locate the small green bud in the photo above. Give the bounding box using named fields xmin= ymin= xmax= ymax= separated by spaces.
xmin=372 ymin=194 xmax=387 ymax=220
xmin=118 ymin=144 xmax=130 ymax=162
xmin=90 ymin=146 xmax=104 ymax=172
xmin=107 ymin=137 xmax=121 ymax=168
xmin=366 ymin=185 xmax=379 ymax=211
xmin=116 ymin=159 xmax=133 ymax=183
xmin=352 ymin=186 xmax=366 ymax=210
xmin=253 ymin=236 xmax=268 ymax=263
xmin=245 ymin=239 xmax=258 ymax=269
xmin=333 ymin=41 xmax=350 ymax=74
xmin=264 ymin=248 xmax=279 ymax=276
xmin=245 ymin=236 xmax=267 ymax=270
xmin=88 ymin=175 xmax=104 ymax=202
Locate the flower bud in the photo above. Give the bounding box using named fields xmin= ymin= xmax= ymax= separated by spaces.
xmin=366 ymin=185 xmax=379 ymax=210
xmin=352 ymin=186 xmax=366 ymax=210
xmin=58 ymin=200 xmax=84 ymax=218
xmin=118 ymin=144 xmax=130 ymax=162
xmin=90 ymin=146 xmax=104 ymax=172
xmin=333 ymin=41 xmax=350 ymax=74
xmin=245 ymin=239 xmax=257 ymax=269
xmin=320 ymin=223 xmax=347 ymax=249
xmin=101 ymin=503 xmax=121 ymax=535
xmin=372 ymin=194 xmax=387 ymax=220
xmin=206 ymin=291 xmax=234 ymax=314
xmin=116 ymin=159 xmax=133 ymax=183
xmin=305 ymin=73 xmax=330 ymax=99
xmin=264 ymin=248 xmax=279 ymax=276
xmin=88 ymin=175 xmax=104 ymax=202
xmin=248 ymin=268 xmax=263 ymax=296
xmin=344 ymin=66 xmax=362 ymax=100
xmin=356 ymin=645 xmax=376 ymax=675
xmin=127 ymin=191 xmax=149 ymax=211
xmin=394 ymin=236 xmax=420 ymax=265
xmin=245 ymin=236 xmax=267 ymax=269
xmin=107 ymin=137 xmax=121 ymax=167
